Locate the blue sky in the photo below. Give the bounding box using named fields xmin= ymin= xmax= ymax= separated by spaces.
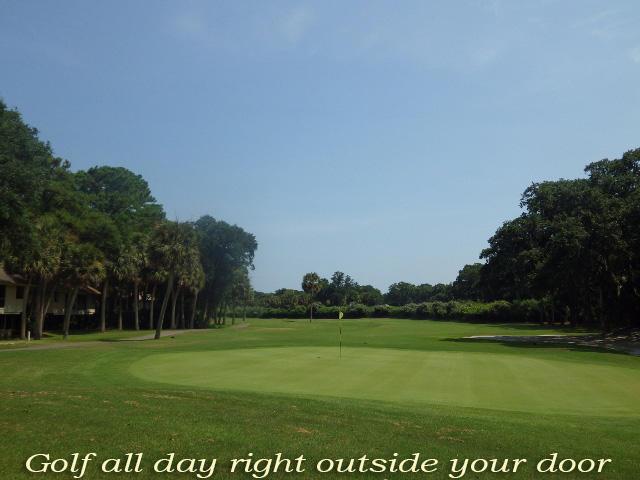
xmin=1 ymin=1 xmax=639 ymax=292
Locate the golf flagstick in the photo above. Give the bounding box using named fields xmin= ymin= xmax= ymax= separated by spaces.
xmin=338 ymin=310 xmax=344 ymax=359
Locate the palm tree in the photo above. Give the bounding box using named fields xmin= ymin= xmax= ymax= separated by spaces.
xmin=149 ymin=221 xmax=202 ymax=339
xmin=30 ymin=217 xmax=64 ymax=339
xmin=185 ymin=262 xmax=205 ymax=329
xmin=230 ymin=269 xmax=251 ymax=325
xmin=112 ymin=243 xmax=148 ymax=331
xmin=60 ymin=244 xmax=105 ymax=340
xmin=302 ymin=272 xmax=322 ymax=322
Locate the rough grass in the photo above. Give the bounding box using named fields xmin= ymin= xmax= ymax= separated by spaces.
xmin=0 ymin=329 xmax=149 ymax=348
xmin=0 ymin=318 xmax=638 ymax=479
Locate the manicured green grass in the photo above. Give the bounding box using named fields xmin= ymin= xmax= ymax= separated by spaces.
xmin=1 ymin=318 xmax=638 ymax=479
xmin=131 ymin=346 xmax=640 ymax=415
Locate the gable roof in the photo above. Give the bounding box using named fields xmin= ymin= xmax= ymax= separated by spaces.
xmin=0 ymin=266 xmax=18 ymax=285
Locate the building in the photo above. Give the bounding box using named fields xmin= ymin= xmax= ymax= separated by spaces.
xmin=0 ymin=266 xmax=100 ymax=338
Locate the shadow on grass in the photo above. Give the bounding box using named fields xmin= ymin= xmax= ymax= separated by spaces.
xmin=51 ymin=330 xmax=98 ymax=337
xmin=43 ymin=330 xmax=152 ymax=342
xmin=490 ymin=323 xmax=596 ymax=334
xmin=386 ymin=317 xmax=599 ymax=334
xmin=445 ymin=337 xmax=632 ymax=356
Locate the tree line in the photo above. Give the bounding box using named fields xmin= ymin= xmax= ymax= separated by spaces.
xmin=3 ymin=99 xmax=638 ymax=332
xmin=480 ymin=148 xmax=640 ymax=330
xmin=254 ymin=272 xmax=456 ymax=310
xmin=0 ymin=100 xmax=257 ymax=339
xmin=254 ymin=149 xmax=640 ymax=330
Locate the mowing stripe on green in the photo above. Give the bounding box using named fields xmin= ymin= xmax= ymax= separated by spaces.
xmin=131 ymin=346 xmax=640 ymax=416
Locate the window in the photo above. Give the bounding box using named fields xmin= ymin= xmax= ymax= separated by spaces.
xmin=16 ymin=286 xmax=24 ymax=300
xmin=0 ymin=285 xmax=5 ymax=308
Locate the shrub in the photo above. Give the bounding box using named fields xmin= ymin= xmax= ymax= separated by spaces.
xmin=371 ymin=304 xmax=391 ymax=317
xmin=315 ymin=305 xmax=341 ymax=319
xmin=256 ymin=299 xmax=543 ymax=323
xmin=346 ymin=304 xmax=369 ymax=318
xmin=398 ymin=303 xmax=417 ymax=318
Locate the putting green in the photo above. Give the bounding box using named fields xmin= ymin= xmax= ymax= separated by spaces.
xmin=131 ymin=347 xmax=640 ymax=415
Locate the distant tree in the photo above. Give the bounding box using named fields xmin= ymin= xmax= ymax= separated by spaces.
xmin=357 ymin=285 xmax=383 ymax=306
xmin=229 ymin=269 xmax=252 ymax=324
xmin=414 ymin=283 xmax=434 ymax=302
xmin=195 ymin=215 xmax=257 ymax=324
xmin=301 ymin=272 xmax=321 ymax=321
xmin=451 ymin=263 xmax=483 ymax=300
xmin=385 ymin=282 xmax=417 ymax=306
xmin=324 ymin=271 xmax=359 ymax=305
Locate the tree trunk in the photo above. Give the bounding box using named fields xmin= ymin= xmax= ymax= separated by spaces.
xmin=202 ymin=298 xmax=209 ymax=326
xmin=149 ymin=284 xmax=157 ymax=330
xmin=33 ymin=284 xmax=43 ymax=340
xmin=243 ymin=301 xmax=247 ymax=323
xmin=170 ymin=285 xmax=179 ymax=329
xmin=309 ymin=302 xmax=313 ymax=323
xmin=179 ymin=289 xmax=185 ymax=329
xmin=20 ymin=280 xmax=31 ymax=340
xmin=100 ymin=279 xmax=109 ymax=332
xmin=154 ymin=273 xmax=174 ymax=340
xmin=599 ymin=286 xmax=607 ymax=331
xmin=117 ymin=295 xmax=123 ymax=330
xmin=189 ymin=290 xmax=199 ymax=329
xmin=39 ymin=284 xmax=53 ymax=339
xmin=133 ymin=281 xmax=140 ymax=331
xmin=63 ymin=287 xmax=79 ymax=340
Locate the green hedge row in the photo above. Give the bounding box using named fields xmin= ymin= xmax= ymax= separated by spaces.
xmin=246 ymin=299 xmax=544 ymax=323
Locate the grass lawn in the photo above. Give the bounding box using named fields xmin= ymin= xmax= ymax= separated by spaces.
xmin=1 ymin=318 xmax=638 ymax=479
xmin=0 ymin=330 xmax=151 ymax=349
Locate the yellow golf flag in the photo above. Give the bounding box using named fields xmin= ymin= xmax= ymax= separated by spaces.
xmin=338 ymin=311 xmax=344 ymax=320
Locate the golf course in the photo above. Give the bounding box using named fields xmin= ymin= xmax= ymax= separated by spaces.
xmin=2 ymin=318 xmax=639 ymax=479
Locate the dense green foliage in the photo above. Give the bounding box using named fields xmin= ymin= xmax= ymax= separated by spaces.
xmin=3 ymin=97 xmax=639 ymax=332
xmin=250 ymin=299 xmax=543 ymax=323
xmin=0 ymin=100 xmax=257 ymax=339
xmin=481 ymin=149 xmax=640 ymax=330
xmin=255 ymin=149 xmax=640 ymax=330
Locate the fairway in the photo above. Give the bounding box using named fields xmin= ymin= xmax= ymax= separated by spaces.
xmin=3 ymin=318 xmax=640 ymax=479
xmin=131 ymin=345 xmax=640 ymax=415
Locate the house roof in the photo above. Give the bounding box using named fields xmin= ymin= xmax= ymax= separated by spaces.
xmin=83 ymin=286 xmax=101 ymax=296
xmin=0 ymin=265 xmax=100 ymax=293
xmin=0 ymin=265 xmax=19 ymax=286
